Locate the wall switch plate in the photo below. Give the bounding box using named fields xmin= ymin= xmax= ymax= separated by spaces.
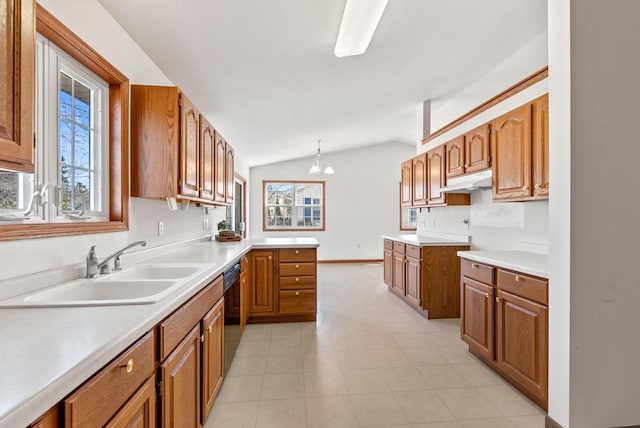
xmin=158 ymin=221 xmax=164 ymax=236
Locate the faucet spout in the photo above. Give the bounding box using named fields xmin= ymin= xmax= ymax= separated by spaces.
xmin=96 ymin=241 xmax=147 ymax=274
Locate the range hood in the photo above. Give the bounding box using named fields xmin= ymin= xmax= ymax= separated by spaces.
xmin=440 ymin=169 xmax=493 ymax=193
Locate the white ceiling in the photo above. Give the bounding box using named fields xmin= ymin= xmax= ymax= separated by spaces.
xmin=98 ymin=0 xmax=547 ymax=167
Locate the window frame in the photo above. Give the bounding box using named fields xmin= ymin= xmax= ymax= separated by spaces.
xmin=0 ymin=5 xmax=129 ymax=241
xmin=262 ymin=180 xmax=325 ymax=231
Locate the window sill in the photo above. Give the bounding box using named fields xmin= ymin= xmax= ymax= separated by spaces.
xmin=0 ymin=220 xmax=127 ymax=241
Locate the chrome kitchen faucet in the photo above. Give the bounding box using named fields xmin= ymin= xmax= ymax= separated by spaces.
xmin=86 ymin=241 xmax=147 ymax=278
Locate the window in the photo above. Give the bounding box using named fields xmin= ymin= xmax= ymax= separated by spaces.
xmin=263 ymin=181 xmax=325 ymax=231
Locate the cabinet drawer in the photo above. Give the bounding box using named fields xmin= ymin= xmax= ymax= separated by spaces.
xmin=64 ymin=331 xmax=155 ymax=428
xmin=384 ymin=239 xmax=393 ymax=250
xmin=461 ymin=259 xmax=494 ymax=285
xmin=393 ymin=242 xmax=406 ymax=254
xmin=158 ymin=275 xmax=223 ymax=361
xmin=279 ymin=290 xmax=316 ymax=314
xmin=497 ymin=269 xmax=548 ymax=305
xmin=279 ymin=262 xmax=316 ymax=277
xmin=279 ymin=248 xmax=316 ymax=262
xmin=406 ymin=244 xmax=421 ymax=259
xmin=279 ymin=276 xmax=316 ymax=290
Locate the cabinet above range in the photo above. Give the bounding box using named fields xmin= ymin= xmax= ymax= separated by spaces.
xmin=130 ymin=85 xmax=234 ymax=206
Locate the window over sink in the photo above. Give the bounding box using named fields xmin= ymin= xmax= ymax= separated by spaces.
xmin=263 ymin=181 xmax=325 ymax=231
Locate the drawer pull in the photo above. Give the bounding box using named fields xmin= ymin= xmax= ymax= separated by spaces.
xmin=465 ymin=164 xmax=469 ymax=168
xmin=296 ymin=264 xmax=299 ymax=269
xmin=522 ymin=185 xmax=529 ymax=191
xmin=496 ymin=297 xmax=500 ymax=303
xmin=295 ymin=291 xmax=300 ymax=296
xmin=485 ymin=293 xmax=489 ymax=299
xmin=200 ymin=334 xmax=205 ymax=343
xmin=534 ymin=184 xmax=541 ymax=189
xmin=268 ymin=256 xmax=272 ymax=260
xmin=207 ymin=326 xmax=212 ymax=333
xmin=472 ymin=263 xmax=479 ymax=269
xmin=120 ymin=359 xmax=134 ymax=373
xmin=295 ymin=250 xmax=299 ymax=255
xmin=515 ymin=276 xmax=521 ymax=282
xmin=295 ymin=277 xmax=299 ymax=282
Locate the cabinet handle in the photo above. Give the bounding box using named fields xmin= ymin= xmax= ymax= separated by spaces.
xmin=120 ymin=359 xmax=134 ymax=373
xmin=465 ymin=164 xmax=469 ymax=168
xmin=295 ymin=277 xmax=299 ymax=282
xmin=472 ymin=263 xmax=479 ymax=269
xmin=496 ymin=297 xmax=500 ymax=303
xmin=268 ymin=256 xmax=272 ymax=260
xmin=208 ymin=326 xmax=212 ymax=333
xmin=295 ymin=264 xmax=299 ymax=269
xmin=534 ymin=184 xmax=540 ymax=189
xmin=295 ymin=250 xmax=299 ymax=255
xmin=295 ymin=291 xmax=300 ymax=296
xmin=485 ymin=293 xmax=489 ymax=299
xmin=522 ymin=186 xmax=529 ymax=191
xmin=515 ymin=276 xmax=521 ymax=282
xmin=200 ymin=334 xmax=205 ymax=343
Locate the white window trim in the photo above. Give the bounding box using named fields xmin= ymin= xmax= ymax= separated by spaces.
xmin=263 ymin=181 xmax=325 ymax=231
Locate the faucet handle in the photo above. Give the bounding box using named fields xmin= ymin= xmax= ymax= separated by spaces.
xmin=114 ymin=255 xmax=122 ymax=271
xmin=100 ymin=263 xmax=110 ymax=275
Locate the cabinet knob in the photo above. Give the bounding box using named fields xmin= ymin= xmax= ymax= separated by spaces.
xmin=515 ymin=276 xmax=521 ymax=282
xmin=120 ymin=359 xmax=134 ymax=373
xmin=472 ymin=263 xmax=479 ymax=269
xmin=465 ymin=164 xmax=469 ymax=168
xmin=208 ymin=326 xmax=212 ymax=333
xmin=295 ymin=277 xmax=299 ymax=282
xmin=295 ymin=291 xmax=300 ymax=296
xmin=200 ymin=334 xmax=205 ymax=343
xmin=295 ymin=264 xmax=299 ymax=269
xmin=485 ymin=293 xmax=489 ymax=299
xmin=295 ymin=250 xmax=299 ymax=255
xmin=496 ymin=297 xmax=500 ymax=303
xmin=534 ymin=184 xmax=540 ymax=189
xmin=268 ymin=256 xmax=272 ymax=260
xmin=522 ymin=186 xmax=529 ymax=191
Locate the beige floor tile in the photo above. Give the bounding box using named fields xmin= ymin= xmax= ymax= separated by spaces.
xmin=203 ymin=401 xmax=259 ymax=428
xmin=265 ymin=353 xmax=304 ymax=374
xmin=303 ymin=352 xmax=342 ymax=374
xmin=380 ymin=366 xmax=431 ymax=391
xmin=343 ymin=368 xmax=390 ymax=393
xmin=460 ymin=418 xmax=515 ymax=427
xmin=305 ymin=395 xmax=359 ymax=428
xmin=241 ymin=325 xmax=273 ymax=342
xmin=270 ymin=323 xmax=302 ymax=341
xmin=417 ymin=364 xmax=472 ymax=389
xmin=261 ymin=373 xmax=305 ymax=400
xmin=338 ymin=349 xmax=379 ymax=370
xmin=477 ymin=385 xmax=542 ymax=416
xmin=435 ymin=388 xmax=502 ymax=420
xmin=509 ymin=414 xmax=546 ymax=428
xmin=302 ymin=336 xmax=335 ymax=353
xmin=361 ymin=334 xmax=399 ymax=350
xmin=438 ymin=345 xmax=479 ymax=364
xmin=216 ymin=375 xmax=264 ymax=403
xmin=236 ymin=339 xmax=270 ymax=356
xmin=268 ymin=336 xmax=302 ymax=355
xmin=451 ymin=362 xmax=505 ymax=386
xmin=392 ymin=333 xmax=431 ymax=349
xmin=304 ymin=370 xmax=348 ymax=396
xmin=226 ymin=354 xmax=268 ymax=377
xmin=255 ymin=398 xmax=307 ymax=428
xmin=404 ymin=347 xmax=447 ymax=366
xmin=350 ymin=392 xmax=409 ymax=427
xmin=393 ymin=390 xmax=456 ymax=424
xmin=332 ymin=334 xmax=368 ymax=352
xmin=372 ymin=349 xmax=414 ymax=368
xmin=410 ymin=422 xmax=463 ymax=428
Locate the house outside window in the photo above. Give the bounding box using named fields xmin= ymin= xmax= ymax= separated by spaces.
xmin=263 ymin=181 xmax=325 ymax=231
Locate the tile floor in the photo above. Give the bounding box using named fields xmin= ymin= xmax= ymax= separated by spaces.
xmin=205 ymin=263 xmax=545 ymax=428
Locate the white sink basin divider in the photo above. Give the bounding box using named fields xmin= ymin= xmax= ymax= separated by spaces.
xmin=0 ymin=263 xmax=214 ymax=308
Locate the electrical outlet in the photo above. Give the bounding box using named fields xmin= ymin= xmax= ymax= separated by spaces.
xmin=463 ymin=218 xmax=470 ymax=229
xmin=158 ymin=221 xmax=164 ymax=236
xmin=203 ymin=218 xmax=209 ymax=230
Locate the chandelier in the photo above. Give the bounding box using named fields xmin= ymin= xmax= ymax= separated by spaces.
xmin=308 ymin=139 xmax=335 ymax=175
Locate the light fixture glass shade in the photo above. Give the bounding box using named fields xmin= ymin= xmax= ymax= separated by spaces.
xmin=308 ymin=139 xmax=335 ymax=175
xmin=334 ymin=0 xmax=389 ymax=57
xmin=323 ymin=166 xmax=335 ymax=174
xmin=309 ymin=163 xmax=322 ymax=174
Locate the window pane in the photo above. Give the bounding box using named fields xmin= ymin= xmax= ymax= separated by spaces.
xmin=73 ymin=171 xmax=90 ymax=212
xmin=0 ymin=172 xmax=19 ymax=209
xmin=59 ymin=73 xmax=73 ymax=119
xmin=60 ymin=119 xmax=73 ymax=165
xmin=73 ymin=80 xmax=91 ymax=127
xmin=266 ymin=183 xmax=293 ymax=205
xmin=74 ymin=126 xmax=91 ymax=169
xmin=264 ymin=181 xmax=323 ymax=230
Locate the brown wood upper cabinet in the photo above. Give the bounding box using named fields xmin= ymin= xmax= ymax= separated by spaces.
xmin=214 ymin=132 xmax=227 ymax=203
xmin=532 ymin=94 xmax=549 ymax=198
xmin=400 ymin=159 xmax=413 ymax=206
xmin=445 ymin=136 xmax=465 ymax=178
xmin=427 ymin=145 xmax=446 ymax=205
xmin=200 ymin=116 xmax=216 ymax=201
xmin=225 ymin=143 xmax=235 ymax=203
xmin=464 ymin=123 xmax=491 ymax=174
xmin=0 ymin=0 xmax=35 ymax=173
xmin=411 ymin=153 xmax=427 ymax=206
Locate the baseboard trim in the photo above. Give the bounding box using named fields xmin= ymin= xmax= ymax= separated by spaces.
xmin=318 ymin=259 xmax=382 ymax=264
xmin=545 ymin=416 xmax=563 ymax=428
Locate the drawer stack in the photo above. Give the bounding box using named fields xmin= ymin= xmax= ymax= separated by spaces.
xmin=278 ymin=248 xmax=317 ymax=315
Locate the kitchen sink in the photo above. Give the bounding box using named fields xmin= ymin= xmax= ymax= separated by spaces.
xmin=109 ymin=264 xmax=205 ymax=281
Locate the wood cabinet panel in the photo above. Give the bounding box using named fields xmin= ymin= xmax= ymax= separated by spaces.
xmin=214 ymin=133 xmax=226 ymax=203
xmin=248 ymin=250 xmax=274 ymax=314
xmin=30 ymin=405 xmax=59 ymax=428
xmin=279 ymin=262 xmax=315 ymax=277
xmin=496 ymin=289 xmax=547 ymax=408
xmin=532 ymin=94 xmax=549 ymax=198
xmin=427 ymin=145 xmax=446 ymax=205
xmin=405 ymin=256 xmax=421 ymax=307
xmin=383 ymin=249 xmax=393 ymax=286
xmin=406 ymin=244 xmax=420 ymax=259
xmin=461 ymin=278 xmax=494 ymax=361
xmin=200 ymin=116 xmax=215 ymax=201
xmin=240 ymin=256 xmax=248 ymax=334
xmin=497 ymin=269 xmax=548 ymax=305
xmin=64 ymin=332 xmax=155 ymax=428
xmin=279 ymin=248 xmax=316 ymax=262
xmin=279 ymin=290 xmax=316 ymax=314
xmin=225 ymin=143 xmax=234 ymax=203
xmin=491 ymin=103 xmax=532 ymax=200
xmin=412 ymin=153 xmax=427 ymax=205
xmin=0 ymin=0 xmax=35 ymax=172
xmin=445 ymin=136 xmax=465 ymax=178
xmin=201 ymin=298 xmax=224 ymax=423
xmin=105 ymin=376 xmax=156 ymax=428
xmin=180 ymin=95 xmax=200 ymax=198
xmin=393 ymin=241 xmax=405 ymax=254
xmin=400 ymin=159 xmax=412 ymax=206
xmin=422 ymin=246 xmax=467 ymax=319
xmin=279 ymin=276 xmax=316 ymax=290
xmin=392 ymin=253 xmax=406 ymax=295
xmin=461 ymin=259 xmax=494 ymax=285
xmin=160 ymin=325 xmax=201 ymax=428
xmin=383 ymin=239 xmax=393 ymax=251
xmin=464 ymin=123 xmax=491 ymax=173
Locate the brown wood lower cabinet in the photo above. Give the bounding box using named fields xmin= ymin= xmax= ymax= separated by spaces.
xmin=106 ymin=376 xmax=156 ymax=428
xmin=460 ymin=258 xmax=548 ymax=410
xmin=201 ymin=298 xmax=224 ymax=423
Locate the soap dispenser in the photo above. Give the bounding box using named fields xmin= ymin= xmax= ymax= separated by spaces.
xmin=86 ymin=245 xmax=99 ymax=278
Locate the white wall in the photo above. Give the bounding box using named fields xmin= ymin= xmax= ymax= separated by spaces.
xmin=0 ymin=0 xmax=232 ymax=281
xmin=249 ymin=142 xmax=415 ymax=261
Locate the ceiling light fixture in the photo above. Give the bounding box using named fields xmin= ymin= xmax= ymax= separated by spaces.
xmin=334 ymin=0 xmax=389 ymax=57
xmin=308 ymin=139 xmax=335 ymax=175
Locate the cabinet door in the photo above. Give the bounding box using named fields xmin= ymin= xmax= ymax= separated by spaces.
xmin=160 ymin=325 xmax=201 ymax=428
xmin=180 ymin=95 xmax=200 ymax=198
xmin=491 ymin=104 xmax=532 ymax=200
xmin=496 ymin=290 xmax=548 ymax=407
xmin=427 ymin=145 xmax=446 ymax=205
xmin=201 ymin=298 xmax=224 ymax=423
xmin=464 ymin=123 xmax=491 ymax=173
xmin=106 ymin=376 xmax=156 ymax=428
xmin=532 ymin=94 xmax=549 ymax=198
xmin=405 ymin=256 xmax=421 ymax=307
xmin=225 ymin=143 xmax=234 ymax=204
xmin=0 ymin=0 xmax=35 ymax=173
xmin=445 ymin=136 xmax=465 ymax=178
xmin=29 ymin=405 xmax=59 ymax=428
xmin=383 ymin=250 xmax=393 ymax=286
xmin=412 ymin=153 xmax=427 ymax=206
xmin=392 ymin=253 xmax=405 ymax=295
xmin=240 ymin=255 xmax=249 ymax=333
xmin=214 ymin=132 xmax=226 ymax=202
xmin=461 ymin=277 xmax=494 ymax=361
xmin=400 ymin=159 xmax=412 ymax=206
xmin=199 ymin=116 xmax=215 ymax=201
xmin=248 ymin=250 xmax=274 ymax=314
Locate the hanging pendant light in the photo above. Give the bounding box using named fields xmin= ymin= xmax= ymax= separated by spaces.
xmin=308 ymin=139 xmax=335 ymax=175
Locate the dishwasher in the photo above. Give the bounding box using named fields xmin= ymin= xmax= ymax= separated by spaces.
xmin=222 ymin=261 xmax=241 ymax=375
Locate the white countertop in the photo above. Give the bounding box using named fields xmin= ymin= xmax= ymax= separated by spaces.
xmin=457 ymin=250 xmax=548 ymax=278
xmin=383 ymin=232 xmax=470 ymax=247
xmin=0 ymin=237 xmax=318 ymax=428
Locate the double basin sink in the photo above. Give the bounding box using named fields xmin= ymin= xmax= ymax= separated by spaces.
xmin=0 ymin=264 xmax=214 ymax=308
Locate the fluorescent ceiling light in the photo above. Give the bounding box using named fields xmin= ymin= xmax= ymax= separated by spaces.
xmin=334 ymin=0 xmax=389 ymax=57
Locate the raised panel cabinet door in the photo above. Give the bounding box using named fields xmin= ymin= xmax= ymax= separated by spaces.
xmin=383 ymin=249 xmax=393 ymax=286
xmin=496 ymin=289 xmax=548 ymax=408
xmin=29 ymin=405 xmax=59 ymax=428
xmin=201 ymin=298 xmax=224 ymax=423
xmin=464 ymin=123 xmax=491 ymax=173
xmin=0 ymin=0 xmax=35 ymax=172
xmin=239 ymin=269 xmax=248 ymax=333
xmin=532 ymin=94 xmax=549 ymax=198
xmin=248 ymin=250 xmax=274 ymax=314
xmin=400 ymin=159 xmax=412 ymax=206
xmin=160 ymin=325 xmax=201 ymax=428
xmin=405 ymin=256 xmax=421 ymax=307
xmin=225 ymin=143 xmax=234 ymax=204
xmin=427 ymin=145 xmax=446 ymax=205
xmin=180 ymin=95 xmax=200 ymax=198
xmin=214 ymin=132 xmax=226 ymax=202
xmin=460 ymin=277 xmax=494 ymax=361
xmin=491 ymin=103 xmax=532 ymax=200
xmin=392 ymin=253 xmax=406 ymax=295
xmin=412 ymin=153 xmax=427 ymax=205
xmin=199 ymin=116 xmax=215 ymax=201
xmin=105 ymin=376 xmax=156 ymax=428
xmin=445 ymin=136 xmax=465 ymax=178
